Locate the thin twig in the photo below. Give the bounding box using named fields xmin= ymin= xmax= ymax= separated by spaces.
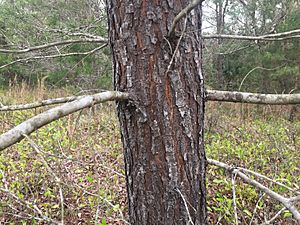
xmin=239 ymin=65 xmax=285 ymax=91
xmin=24 ymin=134 xmax=64 ymax=225
xmin=203 ymin=29 xmax=300 ymax=41
xmin=42 ymin=28 xmax=104 ymax=40
xmin=0 ymin=44 xmax=107 ymax=69
xmin=168 ymin=0 xmax=203 ymax=37
xmin=232 ymin=173 xmax=239 ymax=224
xmin=0 ymin=38 xmax=107 ymax=54
xmin=166 ymin=18 xmax=187 ymax=74
xmin=249 ymin=193 xmax=265 ymax=225
xmin=260 ymin=207 xmax=286 ymax=225
xmin=73 ymin=183 xmax=129 ymax=224
xmin=0 ymin=187 xmax=60 ymax=224
xmin=0 ymin=95 xmax=85 ymax=111
xmin=176 ymin=188 xmax=194 ymax=225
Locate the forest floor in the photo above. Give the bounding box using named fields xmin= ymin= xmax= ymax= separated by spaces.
xmin=0 ymin=84 xmax=299 ymax=224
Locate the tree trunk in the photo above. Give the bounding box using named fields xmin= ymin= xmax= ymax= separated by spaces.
xmin=107 ymin=1 xmax=206 ymax=224
xmin=215 ymin=0 xmax=227 ymax=89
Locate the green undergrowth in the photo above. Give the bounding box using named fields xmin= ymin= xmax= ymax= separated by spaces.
xmin=0 ymin=88 xmax=299 ymax=224
xmin=0 ymin=99 xmax=127 ymax=224
xmin=205 ymin=103 xmax=300 ymax=224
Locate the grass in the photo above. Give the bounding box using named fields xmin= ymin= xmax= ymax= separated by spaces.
xmin=0 ymin=84 xmax=299 ymax=224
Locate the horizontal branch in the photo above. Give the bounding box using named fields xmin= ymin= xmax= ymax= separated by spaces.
xmin=0 ymin=38 xmax=108 ymax=54
xmin=0 ymin=91 xmax=129 ymax=151
xmin=44 ymin=28 xmax=103 ymax=40
xmin=203 ymin=29 xmax=300 ymax=41
xmin=206 ymin=90 xmax=300 ymax=105
xmin=203 ymin=34 xmax=300 ymax=41
xmin=2 ymin=89 xmax=300 ymax=112
xmin=0 ymin=44 xmax=107 ymax=69
xmin=207 ymin=158 xmax=300 ymax=223
xmin=0 ymin=96 xmax=84 ymax=111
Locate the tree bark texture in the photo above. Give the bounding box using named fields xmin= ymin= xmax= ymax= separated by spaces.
xmin=107 ymin=1 xmax=206 ymax=224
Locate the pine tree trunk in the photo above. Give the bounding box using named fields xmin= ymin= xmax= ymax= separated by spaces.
xmin=107 ymin=1 xmax=207 ymax=224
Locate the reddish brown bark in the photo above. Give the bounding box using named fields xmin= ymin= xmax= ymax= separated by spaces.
xmin=107 ymin=1 xmax=206 ymax=224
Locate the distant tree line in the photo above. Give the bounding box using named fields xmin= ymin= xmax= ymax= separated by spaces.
xmin=0 ymin=0 xmax=112 ymax=89
xmin=0 ymin=0 xmax=299 ymax=94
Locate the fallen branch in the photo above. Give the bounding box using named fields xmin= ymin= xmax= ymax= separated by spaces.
xmin=207 ymin=158 xmax=300 ymax=223
xmin=0 ymin=91 xmax=129 ymax=150
xmin=206 ymin=90 xmax=300 ymax=105
xmin=0 ymin=38 xmax=108 ymax=54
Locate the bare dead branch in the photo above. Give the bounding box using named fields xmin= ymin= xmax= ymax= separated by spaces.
xmin=0 ymin=38 xmax=108 ymax=54
xmin=238 ymin=0 xmax=247 ymax=7
xmin=206 ymin=90 xmax=300 ymax=105
xmin=176 ymin=188 xmax=195 ymax=225
xmin=260 ymin=207 xmax=286 ymax=225
xmin=0 ymin=44 xmax=107 ymax=69
xmin=3 ymin=88 xmax=300 ymax=112
xmin=166 ymin=18 xmax=187 ymax=74
xmin=250 ymin=194 xmax=266 ymax=225
xmin=0 ymin=96 xmax=85 ymax=111
xmin=168 ymin=0 xmax=203 ymax=36
xmin=44 ymin=28 xmax=104 ymax=39
xmin=239 ymin=168 xmax=300 ymax=195
xmin=203 ymin=29 xmax=300 ymax=41
xmin=0 ymin=91 xmax=129 ymax=151
xmin=231 ymin=173 xmax=239 ymax=225
xmin=203 ymin=34 xmax=300 ymax=41
xmin=207 ymin=158 xmax=300 ymax=223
